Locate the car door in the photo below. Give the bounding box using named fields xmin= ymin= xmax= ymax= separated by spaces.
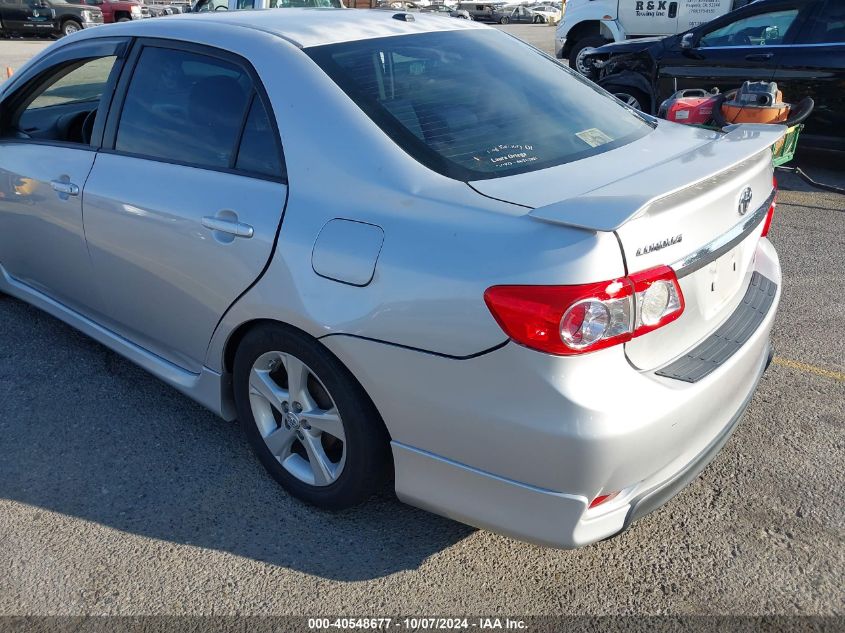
xmin=0 ymin=38 xmax=127 ymax=317
xmin=0 ymin=0 xmax=28 ymax=31
xmin=655 ymin=1 xmax=807 ymax=101
xmin=770 ymin=0 xmax=845 ymax=151
xmin=83 ymin=42 xmax=287 ymax=373
xmin=23 ymin=0 xmax=56 ymax=34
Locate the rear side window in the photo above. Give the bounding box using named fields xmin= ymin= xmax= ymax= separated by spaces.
xmin=307 ymin=30 xmax=651 ymax=181
xmin=115 ymin=47 xmax=250 ymax=170
xmin=801 ymin=0 xmax=845 ymax=43
xmin=236 ymin=96 xmax=285 ymax=179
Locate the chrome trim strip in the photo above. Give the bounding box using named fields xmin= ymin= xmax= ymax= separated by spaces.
xmin=672 ymin=189 xmax=775 ymax=279
xmin=698 ymin=43 xmax=845 ymax=49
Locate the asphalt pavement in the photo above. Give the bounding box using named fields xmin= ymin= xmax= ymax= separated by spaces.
xmin=0 ymin=26 xmax=843 ymax=619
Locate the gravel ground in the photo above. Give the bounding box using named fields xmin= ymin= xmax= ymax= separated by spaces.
xmin=0 ymin=28 xmax=843 ymax=619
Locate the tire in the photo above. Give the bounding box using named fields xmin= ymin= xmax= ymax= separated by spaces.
xmin=603 ymin=84 xmax=652 ymax=114
xmin=499 ymin=15 xmax=509 ymax=24
xmin=568 ymin=35 xmax=609 ymax=75
xmin=233 ymin=323 xmax=391 ymax=510
xmin=60 ymin=19 xmax=82 ymax=36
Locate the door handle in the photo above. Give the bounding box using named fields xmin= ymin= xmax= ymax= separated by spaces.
xmin=745 ymin=53 xmax=774 ymax=61
xmin=201 ymin=215 xmax=254 ymax=238
xmin=50 ymin=180 xmax=79 ymax=196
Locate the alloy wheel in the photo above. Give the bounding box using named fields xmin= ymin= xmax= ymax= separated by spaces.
xmin=248 ymin=351 xmax=346 ymax=487
xmin=614 ymin=92 xmax=643 ymax=111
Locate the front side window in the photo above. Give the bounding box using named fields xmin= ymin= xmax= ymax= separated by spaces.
xmin=4 ymin=55 xmax=117 ymax=145
xmin=115 ymin=47 xmax=251 ymax=170
xmin=307 ymin=30 xmax=651 ymax=180
xmin=27 ymin=56 xmax=116 ymax=110
xmin=699 ymin=9 xmax=799 ymax=47
xmin=196 ymin=0 xmax=228 ymax=11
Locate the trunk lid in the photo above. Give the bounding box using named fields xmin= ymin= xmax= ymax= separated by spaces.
xmin=469 ymin=122 xmax=784 ymax=369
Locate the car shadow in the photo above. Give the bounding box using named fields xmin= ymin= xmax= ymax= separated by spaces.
xmin=0 ymin=295 xmax=474 ymax=581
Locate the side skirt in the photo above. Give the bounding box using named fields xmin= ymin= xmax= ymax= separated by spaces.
xmin=0 ymin=263 xmax=235 ymax=420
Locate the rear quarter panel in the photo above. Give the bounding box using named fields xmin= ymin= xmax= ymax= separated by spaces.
xmin=205 ymin=31 xmax=629 ymax=366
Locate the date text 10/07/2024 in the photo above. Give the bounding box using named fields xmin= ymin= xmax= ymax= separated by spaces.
xmin=307 ymin=618 xmax=528 ymax=630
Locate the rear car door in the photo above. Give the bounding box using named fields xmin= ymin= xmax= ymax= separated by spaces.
xmin=770 ymin=0 xmax=845 ymax=151
xmin=655 ymin=1 xmax=806 ymax=100
xmin=83 ymin=41 xmax=287 ymax=373
xmin=0 ymin=39 xmax=127 ymax=317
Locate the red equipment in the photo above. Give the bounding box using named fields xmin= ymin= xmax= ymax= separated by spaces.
xmin=657 ymin=89 xmax=722 ymax=125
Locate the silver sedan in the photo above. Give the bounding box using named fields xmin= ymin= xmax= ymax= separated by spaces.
xmin=0 ymin=9 xmax=782 ymax=548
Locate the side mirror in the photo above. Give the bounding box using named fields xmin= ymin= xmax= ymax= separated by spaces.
xmin=680 ymin=32 xmax=696 ymax=49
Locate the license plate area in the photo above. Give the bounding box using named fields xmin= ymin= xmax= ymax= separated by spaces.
xmin=625 ymin=230 xmax=760 ymax=371
xmin=685 ymin=242 xmax=750 ymax=322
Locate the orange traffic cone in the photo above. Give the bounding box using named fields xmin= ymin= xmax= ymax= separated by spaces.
xmin=5 ymin=67 xmax=13 ymax=79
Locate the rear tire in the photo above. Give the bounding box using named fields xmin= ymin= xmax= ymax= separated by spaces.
xmin=233 ymin=324 xmax=391 ymax=510
xmin=499 ymin=15 xmax=509 ymax=24
xmin=568 ymin=35 xmax=609 ymax=75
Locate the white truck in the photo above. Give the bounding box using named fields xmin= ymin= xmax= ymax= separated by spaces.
xmin=556 ymin=0 xmax=756 ymax=73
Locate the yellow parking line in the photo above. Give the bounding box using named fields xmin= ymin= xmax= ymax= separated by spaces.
xmin=773 ymin=357 xmax=845 ymax=382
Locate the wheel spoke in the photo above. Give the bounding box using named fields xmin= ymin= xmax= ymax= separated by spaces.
xmin=249 ymin=366 xmax=288 ymax=412
xmin=282 ymin=354 xmax=311 ymax=406
xmin=301 ymin=433 xmax=335 ymax=485
xmin=304 ymin=407 xmax=345 ymax=442
xmin=263 ymin=426 xmax=296 ymax=458
xmin=248 ymin=350 xmax=346 ymax=488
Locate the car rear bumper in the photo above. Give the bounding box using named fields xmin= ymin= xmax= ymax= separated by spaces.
xmin=622 ymin=340 xmax=773 ymax=530
xmin=322 ymin=239 xmax=781 ymax=548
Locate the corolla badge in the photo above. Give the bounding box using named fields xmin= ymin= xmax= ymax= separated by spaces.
xmin=635 ymin=234 xmax=683 ymax=257
xmin=738 ymin=187 xmax=753 ymax=216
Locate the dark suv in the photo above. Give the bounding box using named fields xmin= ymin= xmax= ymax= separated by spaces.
xmin=0 ymin=0 xmax=104 ymax=37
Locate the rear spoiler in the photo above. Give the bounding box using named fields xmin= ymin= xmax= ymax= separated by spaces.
xmin=528 ymin=124 xmax=786 ymax=232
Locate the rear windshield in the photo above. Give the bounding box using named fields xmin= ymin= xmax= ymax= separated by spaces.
xmin=307 ymin=29 xmax=653 ymax=181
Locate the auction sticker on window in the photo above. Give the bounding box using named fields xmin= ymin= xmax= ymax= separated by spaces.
xmin=575 ymin=128 xmax=613 ymax=148
xmin=485 ymin=144 xmax=539 ymax=169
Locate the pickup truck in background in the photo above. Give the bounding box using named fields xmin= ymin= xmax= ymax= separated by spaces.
xmin=0 ymin=0 xmax=103 ymax=37
xmin=82 ymin=0 xmax=151 ymax=22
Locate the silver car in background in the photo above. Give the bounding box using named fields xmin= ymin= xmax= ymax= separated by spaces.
xmin=0 ymin=10 xmax=782 ymax=548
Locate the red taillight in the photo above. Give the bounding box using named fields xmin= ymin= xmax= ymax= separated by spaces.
xmin=589 ymin=492 xmax=619 ymax=509
xmin=629 ymin=265 xmax=686 ymax=338
xmin=484 ymin=265 xmax=685 ymax=356
xmin=761 ymin=176 xmax=777 ymax=237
